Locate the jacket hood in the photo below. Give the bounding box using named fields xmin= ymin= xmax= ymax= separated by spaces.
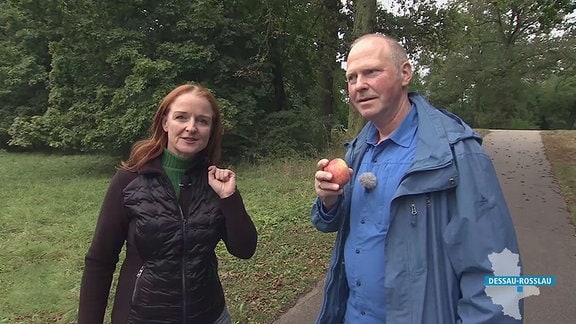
xmin=409 ymin=92 xmax=481 ymax=145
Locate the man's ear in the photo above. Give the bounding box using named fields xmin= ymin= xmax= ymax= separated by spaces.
xmin=401 ymin=61 xmax=412 ymax=87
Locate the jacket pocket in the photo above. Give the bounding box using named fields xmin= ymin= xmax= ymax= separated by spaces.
xmin=131 ymin=265 xmax=146 ymax=305
xmin=407 ymin=197 xmax=428 ymax=275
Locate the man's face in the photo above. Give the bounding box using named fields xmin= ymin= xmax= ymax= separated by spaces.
xmin=345 ymin=37 xmax=411 ymax=122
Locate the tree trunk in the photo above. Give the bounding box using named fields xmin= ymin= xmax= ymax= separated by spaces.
xmin=316 ymin=0 xmax=342 ymax=144
xmin=568 ymin=101 xmax=576 ymax=130
xmin=270 ymin=36 xmax=287 ymax=111
xmin=347 ymin=0 xmax=376 ymax=136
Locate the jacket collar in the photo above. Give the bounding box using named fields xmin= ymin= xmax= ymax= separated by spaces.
xmin=348 ymin=92 xmax=480 ymax=174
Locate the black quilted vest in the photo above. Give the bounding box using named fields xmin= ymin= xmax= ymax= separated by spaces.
xmin=122 ymin=160 xmax=226 ymax=323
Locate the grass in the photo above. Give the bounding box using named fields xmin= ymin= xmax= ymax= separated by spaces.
xmin=1 ymin=130 xmax=575 ymax=323
xmin=216 ymin=156 xmax=337 ymax=323
xmin=0 ymin=153 xmax=119 ymax=323
xmin=540 ymin=130 xmax=576 ymax=225
xmin=0 ymin=151 xmax=337 ymax=324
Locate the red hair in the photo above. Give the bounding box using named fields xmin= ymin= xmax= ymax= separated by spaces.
xmin=121 ymin=83 xmax=223 ymax=171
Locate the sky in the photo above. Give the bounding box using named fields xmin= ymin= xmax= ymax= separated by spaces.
xmin=378 ymin=0 xmax=449 ymax=13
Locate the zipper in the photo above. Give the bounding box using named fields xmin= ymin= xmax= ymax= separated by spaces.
xmin=179 ymin=204 xmax=187 ymax=322
xmin=131 ymin=265 xmax=145 ymax=304
xmin=410 ymin=203 xmax=418 ymax=227
xmin=409 ymin=200 xmax=424 ymax=273
xmin=158 ymin=174 xmax=189 ymax=321
xmin=160 ymin=175 xmax=188 ymax=321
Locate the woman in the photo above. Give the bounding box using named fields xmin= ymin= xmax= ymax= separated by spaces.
xmin=78 ymin=83 xmax=258 ymax=323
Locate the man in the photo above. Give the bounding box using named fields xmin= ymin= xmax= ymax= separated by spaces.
xmin=311 ymin=33 xmax=523 ymax=323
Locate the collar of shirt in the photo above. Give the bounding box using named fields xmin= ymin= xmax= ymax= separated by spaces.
xmin=366 ymin=103 xmax=418 ymax=148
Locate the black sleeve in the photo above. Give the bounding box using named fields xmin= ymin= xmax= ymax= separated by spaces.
xmin=78 ymin=169 xmax=134 ymax=324
xmin=220 ymin=190 xmax=258 ymax=259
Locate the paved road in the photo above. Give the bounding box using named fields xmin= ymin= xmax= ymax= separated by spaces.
xmin=484 ymin=130 xmax=576 ymax=324
xmin=273 ymin=130 xmax=576 ymax=324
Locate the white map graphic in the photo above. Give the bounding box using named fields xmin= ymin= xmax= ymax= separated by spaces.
xmin=485 ymin=248 xmax=540 ymax=320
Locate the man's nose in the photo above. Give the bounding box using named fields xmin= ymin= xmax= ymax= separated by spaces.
xmin=352 ymin=78 xmax=369 ymax=91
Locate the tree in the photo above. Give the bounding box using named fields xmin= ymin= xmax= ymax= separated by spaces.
xmin=314 ymin=0 xmax=344 ymax=144
xmin=528 ymin=25 xmax=576 ymax=129
xmin=424 ymin=0 xmax=576 ymax=128
xmin=346 ymin=0 xmax=377 ymax=137
xmin=0 ymin=0 xmax=55 ymax=149
xmin=6 ymin=0 xmax=344 ymax=160
xmin=9 ymin=0 xmax=269 ymax=153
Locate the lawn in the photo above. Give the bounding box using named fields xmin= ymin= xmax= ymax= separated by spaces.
xmin=0 ymin=129 xmax=574 ymax=323
xmin=540 ymin=130 xmax=576 ymax=224
xmin=0 ymin=152 xmax=336 ymax=323
xmin=0 ymin=154 xmax=119 ymax=323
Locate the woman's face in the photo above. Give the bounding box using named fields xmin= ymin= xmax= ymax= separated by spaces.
xmin=162 ymin=92 xmax=214 ymax=159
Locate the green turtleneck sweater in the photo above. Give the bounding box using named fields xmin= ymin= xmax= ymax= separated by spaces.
xmin=161 ymin=149 xmax=194 ymax=197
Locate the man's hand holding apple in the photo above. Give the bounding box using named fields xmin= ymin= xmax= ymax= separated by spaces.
xmin=314 ymin=158 xmax=352 ymax=210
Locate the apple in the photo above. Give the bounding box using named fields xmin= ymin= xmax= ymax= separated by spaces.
xmin=323 ymin=158 xmax=350 ymax=186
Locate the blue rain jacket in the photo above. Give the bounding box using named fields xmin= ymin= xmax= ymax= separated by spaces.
xmin=311 ymin=93 xmax=523 ymax=324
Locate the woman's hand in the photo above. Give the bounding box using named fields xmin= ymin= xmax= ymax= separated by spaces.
xmin=208 ymin=165 xmax=236 ymax=199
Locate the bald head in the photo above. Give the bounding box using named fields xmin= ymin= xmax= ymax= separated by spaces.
xmin=349 ymin=34 xmax=409 ymax=70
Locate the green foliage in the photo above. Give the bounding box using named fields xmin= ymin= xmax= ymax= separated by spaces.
xmin=527 ymin=75 xmax=576 ymax=129
xmin=422 ymin=0 xmax=576 ymax=129
xmin=246 ymin=105 xmax=327 ymax=161
xmin=0 ymin=1 xmax=51 ymax=148
xmin=3 ymin=0 xmax=576 ymax=159
xmin=92 ymin=58 xmax=178 ymax=151
xmin=2 ymin=0 xmax=346 ymax=159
